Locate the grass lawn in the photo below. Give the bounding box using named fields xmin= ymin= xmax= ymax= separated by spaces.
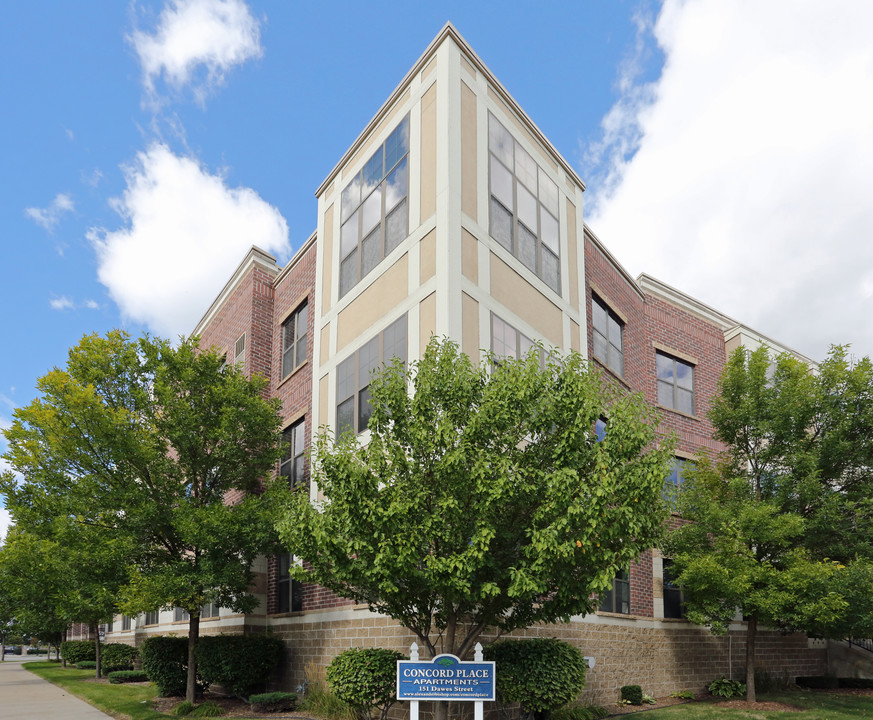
xmin=24 ymin=661 xmax=170 ymax=720
xmin=636 ymin=691 xmax=873 ymax=719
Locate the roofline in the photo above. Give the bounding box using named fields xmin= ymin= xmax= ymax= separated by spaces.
xmin=274 ymin=230 xmax=318 ymax=285
xmin=583 ymin=223 xmax=645 ymax=300
xmin=723 ymin=324 xmax=819 ymax=366
xmin=315 ymin=22 xmax=586 ymax=198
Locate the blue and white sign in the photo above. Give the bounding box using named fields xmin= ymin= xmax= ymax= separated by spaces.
xmin=397 ymin=653 xmax=495 ymax=701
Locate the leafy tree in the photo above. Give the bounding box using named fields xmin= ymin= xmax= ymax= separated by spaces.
xmin=279 ymin=337 xmax=671 ymax=660
xmin=663 ymin=345 xmax=873 ymax=702
xmin=1 ymin=331 xmax=285 ymax=702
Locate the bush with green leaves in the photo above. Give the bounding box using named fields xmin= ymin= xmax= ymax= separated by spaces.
xmin=108 ymin=670 xmax=149 ymax=684
xmin=484 ymin=638 xmax=587 ymax=720
xmin=141 ymin=636 xmax=195 ymax=697
xmin=195 ymin=634 xmax=284 ymax=700
xmin=552 ymin=703 xmax=609 ymax=720
xmin=76 ymin=661 xmax=97 ymax=670
xmin=60 ymin=640 xmax=95 ymax=665
xmin=250 ymin=691 xmax=298 ymax=713
xmin=101 ymin=642 xmax=139 ymax=672
xmin=708 ymin=677 xmax=746 ymax=698
xmin=26 ymin=647 xmax=48 ymax=655
xmin=620 ymin=685 xmax=642 ymax=705
xmin=326 ymin=647 xmax=406 ymax=720
xmin=669 ymin=689 xmax=694 ymax=700
xmin=189 ymin=701 xmax=224 ymax=717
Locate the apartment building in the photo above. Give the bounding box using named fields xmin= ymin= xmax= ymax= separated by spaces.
xmin=101 ymin=24 xmax=829 ymax=702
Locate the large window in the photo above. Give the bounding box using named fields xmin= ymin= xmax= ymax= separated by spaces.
xmin=592 ymin=295 xmax=624 ymax=376
xmin=488 ymin=113 xmax=561 ymax=294
xmin=201 ymin=602 xmax=220 ymax=619
xmin=277 ymin=554 xmax=303 ymax=613
xmin=340 ymin=116 xmax=410 ymax=297
xmin=174 ymin=607 xmax=188 ymax=622
xmin=121 ymin=616 xmax=132 ymax=631
xmin=491 ymin=313 xmax=544 ymax=366
xmin=662 ymin=559 xmax=686 ymax=619
xmin=656 ymin=352 xmax=694 ymax=414
xmin=336 ymin=315 xmax=407 ymax=435
xmin=280 ymin=418 xmax=306 ymax=488
xmin=599 ymin=568 xmax=630 ymax=614
xmin=282 ymin=302 xmax=308 ymax=378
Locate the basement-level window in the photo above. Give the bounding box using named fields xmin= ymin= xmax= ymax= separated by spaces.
xmin=599 ymin=568 xmax=630 ymax=614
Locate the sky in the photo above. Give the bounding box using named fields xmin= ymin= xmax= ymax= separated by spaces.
xmin=2 ymin=0 xmax=873 ymax=540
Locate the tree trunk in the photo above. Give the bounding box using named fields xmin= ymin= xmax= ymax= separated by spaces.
xmin=61 ymin=629 xmax=67 ymax=668
xmin=186 ymin=612 xmax=201 ymax=704
xmin=432 ymin=616 xmax=457 ymax=720
xmin=1 ymin=634 xmax=5 ymax=662
xmin=92 ymin=623 xmax=102 ymax=678
xmin=745 ymin=615 xmax=757 ymax=703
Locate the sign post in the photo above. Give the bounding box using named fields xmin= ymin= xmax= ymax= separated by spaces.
xmin=398 ymin=642 xmax=495 ymax=720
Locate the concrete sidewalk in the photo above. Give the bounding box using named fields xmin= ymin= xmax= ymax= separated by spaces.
xmin=0 ymin=656 xmax=114 ymax=718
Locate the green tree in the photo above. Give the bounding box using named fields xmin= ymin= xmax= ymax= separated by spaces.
xmin=279 ymin=337 xmax=671 ymax=660
xmin=663 ymin=345 xmax=873 ymax=702
xmin=2 ymin=331 xmax=285 ymax=702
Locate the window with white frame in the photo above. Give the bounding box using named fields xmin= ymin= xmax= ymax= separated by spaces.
xmin=336 ymin=315 xmax=407 ymax=436
xmin=656 ymin=352 xmax=694 ymax=414
xmin=340 ymin=116 xmax=410 ymax=297
xmin=282 ymin=302 xmax=308 ymax=378
xmin=490 ymin=313 xmax=544 ymax=366
xmin=488 ymin=113 xmax=561 ymax=294
xmin=280 ymin=418 xmax=306 ymax=488
xmin=592 ymin=295 xmax=624 ymax=376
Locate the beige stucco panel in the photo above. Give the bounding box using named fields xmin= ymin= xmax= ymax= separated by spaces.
xmin=419 ymin=292 xmax=436 ymax=357
xmin=725 ymin=334 xmax=742 ymax=358
xmin=566 ymin=197 xmax=579 ymax=311
xmin=460 ymin=53 xmax=477 ymax=80
xmin=462 ymin=292 xmax=480 ymax=364
xmin=461 ymin=80 xmax=477 ymax=222
xmin=321 ymin=203 xmax=334 ymax=314
xmin=490 ymin=253 xmax=562 ymax=346
xmin=320 ymin=323 xmax=331 ymax=366
xmin=318 ymin=373 xmax=329 ymax=435
xmin=420 ymin=228 xmax=436 ymax=283
xmin=337 ymin=253 xmax=409 ymax=351
xmin=571 ymin=319 xmax=580 ymax=352
xmin=420 ymin=82 xmax=437 ymax=222
xmin=342 ymin=89 xmax=411 ymax=181
xmin=461 ymin=227 xmax=479 ymax=284
xmin=421 ymin=55 xmax=436 ymax=82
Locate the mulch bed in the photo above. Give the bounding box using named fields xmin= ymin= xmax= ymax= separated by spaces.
xmin=153 ymin=693 xmax=316 ymax=718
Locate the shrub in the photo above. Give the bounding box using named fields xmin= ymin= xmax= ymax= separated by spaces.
xmin=484 ymin=638 xmax=587 ymax=720
xmin=26 ymin=647 xmax=48 ymax=655
xmin=250 ymin=691 xmax=298 ymax=713
xmin=108 ymin=670 xmax=149 ymax=684
xmin=669 ymin=689 xmax=694 ymax=700
xmin=101 ymin=643 xmax=139 ymax=672
xmin=140 ymin=636 xmax=191 ymax=697
xmin=76 ymin=661 xmax=98 ymax=670
xmin=174 ymin=700 xmax=195 ymax=716
xmin=190 ymin=701 xmax=224 ymax=717
xmin=795 ymin=675 xmax=839 ymax=689
xmin=195 ymin=634 xmax=284 ymax=700
xmin=552 ymin=703 xmax=609 ymax=720
xmin=326 ymin=647 xmax=406 ymax=720
xmin=299 ymin=661 xmax=356 ymax=720
xmin=708 ymin=676 xmax=746 ymax=698
xmin=620 ymin=685 xmax=643 ymax=706
xmin=60 ymin=640 xmax=96 ymax=665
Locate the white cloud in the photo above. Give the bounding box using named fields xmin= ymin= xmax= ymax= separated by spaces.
xmin=25 ymin=192 xmax=75 ymax=232
xmin=130 ymin=0 xmax=262 ymax=104
xmin=83 ymin=168 xmax=103 ymax=188
xmin=49 ymin=295 xmax=74 ymax=311
xmin=83 ymin=299 xmax=100 ymax=310
xmin=89 ymin=143 xmax=290 ymax=338
xmin=585 ymin=0 xmax=873 ymax=360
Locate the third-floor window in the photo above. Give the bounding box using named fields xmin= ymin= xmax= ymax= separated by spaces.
xmin=592 ymin=295 xmax=624 ymax=376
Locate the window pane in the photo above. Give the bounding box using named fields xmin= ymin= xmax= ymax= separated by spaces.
xmin=362 ymin=148 xmax=383 ymax=197
xmin=599 ymin=586 xmax=614 ymax=613
xmin=676 ymin=361 xmax=694 ymax=390
xmin=490 ymin=155 xmax=514 ymax=211
xmin=593 ymin=331 xmax=608 ymax=362
xmin=658 ymin=379 xmax=674 ymax=407
xmin=337 ymin=398 xmax=355 ymax=435
xmin=385 ymin=198 xmax=408 ymax=254
xmin=595 ymin=417 xmax=607 ymax=442
xmin=617 ymin=578 xmax=630 ymax=614
xmin=358 ymin=386 xmax=373 ymax=431
xmin=592 ymin=299 xmax=607 ymax=335
xmin=360 ymin=185 xmax=382 ymax=238
xmin=542 ymin=247 xmax=560 ymax=293
xmin=385 ymin=157 xmax=408 ymax=211
xmin=515 ymin=143 xmax=537 ymax=191
xmin=538 ymin=167 xmax=559 ymax=216
xmin=295 ymin=333 xmax=307 ymax=368
xmin=677 ymin=388 xmax=694 ymax=415
xmin=385 ymin=115 xmax=409 ymax=172
xmin=540 ymin=208 xmax=559 ymax=254
xmin=293 ymin=456 xmax=304 ymax=486
xmin=609 ymin=345 xmax=624 ymax=376
xmin=490 ymin=198 xmax=513 ymax=253
xmin=341 ymin=176 xmax=360 ymax=222
xmin=340 ymin=251 xmax=358 ymax=297
xmin=383 ymin=315 xmax=407 ymax=364
xmin=518 ymin=222 xmax=537 ymax=273
xmin=517 ymin=184 xmax=537 ymax=232
xmin=361 ymin=225 xmax=382 ymax=278
xmin=519 ymin=333 xmax=535 ymax=358
xmin=282 ymin=345 xmax=294 ymax=378
xmin=608 ymin=316 xmax=622 ymax=350
xmin=296 ymin=303 xmax=308 ymax=339
xmin=294 ymin=422 xmax=305 ymax=454
xmin=341 ymin=212 xmax=359 ymax=259
xmin=337 ymin=356 xmax=356 ymax=402
xmin=488 ymin=115 xmax=513 ymax=167
xmin=656 ymin=353 xmax=674 ymax=381
xmin=358 ymin=337 xmax=380 ymax=387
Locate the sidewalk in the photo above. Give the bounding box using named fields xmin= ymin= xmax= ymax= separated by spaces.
xmin=0 ymin=656 xmax=113 ymax=718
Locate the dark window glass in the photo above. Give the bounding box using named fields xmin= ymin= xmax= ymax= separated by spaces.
xmin=664 ymin=457 xmax=696 ymax=507
xmin=491 ymin=313 xmax=544 ymax=367
xmin=282 ymin=302 xmax=308 ymax=377
xmin=280 ymin=419 xmax=306 ymax=488
xmin=174 ymin=607 xmax=188 ymax=622
xmin=277 ymin=554 xmax=303 ymax=614
xmin=121 ymin=616 xmax=131 ymax=631
xmin=599 ymin=568 xmax=630 ymax=614
xmin=592 ymin=296 xmax=624 ymax=377
xmin=594 ymin=417 xmax=607 ymax=442
xmin=662 ymin=559 xmax=685 ymax=618
xmin=656 ymin=352 xmax=695 ymax=414
xmin=144 ymin=610 xmax=159 ymax=625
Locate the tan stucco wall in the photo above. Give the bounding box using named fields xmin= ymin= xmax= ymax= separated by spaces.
xmin=461 ymin=228 xmax=478 ymax=284
xmin=490 ymin=253 xmax=563 ymax=346
xmin=419 ymin=292 xmax=436 ymax=356
xmin=420 ymin=229 xmax=436 ymax=283
xmin=462 ymin=291 xmax=480 ymax=363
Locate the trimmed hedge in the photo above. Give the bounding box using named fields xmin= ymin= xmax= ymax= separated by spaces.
xmin=76 ymin=661 xmax=98 ymax=670
xmin=250 ymin=692 xmax=298 ymax=713
xmin=26 ymin=648 xmax=49 ymax=655
xmin=620 ymin=685 xmax=643 ymax=705
xmin=101 ymin=643 xmax=139 ymax=672
xmin=141 ymin=636 xmax=192 ymax=697
xmin=108 ymin=670 xmax=150 ymax=684
xmin=327 ymin=648 xmax=405 ymax=720
xmin=196 ymin=634 xmax=284 ymax=700
xmin=484 ymin=638 xmax=587 ymax=719
xmin=60 ymin=640 xmax=96 ymax=665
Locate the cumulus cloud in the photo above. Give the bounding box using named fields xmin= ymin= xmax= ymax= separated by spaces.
xmin=585 ymin=0 xmax=873 ymax=360
xmin=49 ymin=296 xmax=74 ymax=311
xmin=130 ymin=0 xmax=262 ymax=104
xmin=25 ymin=192 xmax=75 ymax=232
xmin=89 ymin=143 xmax=290 ymax=338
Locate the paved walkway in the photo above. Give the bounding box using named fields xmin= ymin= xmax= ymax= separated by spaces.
xmin=0 ymin=655 xmax=113 ymax=718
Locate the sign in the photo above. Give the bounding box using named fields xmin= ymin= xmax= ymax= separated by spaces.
xmin=397 ymin=653 xmax=495 ymax=702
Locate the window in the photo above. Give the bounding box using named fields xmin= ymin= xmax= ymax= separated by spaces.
xmin=282 ymin=302 xmax=308 ymax=378
xmin=174 ymin=607 xmax=189 ymax=622
xmin=277 ymin=554 xmax=303 ymax=613
xmin=491 ymin=313 xmax=544 ymax=366
xmin=656 ymin=352 xmax=694 ymax=414
xmin=594 ymin=416 xmax=607 ymax=442
xmin=144 ymin=610 xmax=160 ymax=625
xmin=280 ymin=418 xmax=306 ymax=488
xmin=592 ymin=296 xmax=624 ymax=376
xmin=488 ymin=113 xmax=561 ymax=294
xmin=121 ymin=616 xmax=131 ymax=631
xmin=336 ymin=315 xmax=407 ymax=435
xmin=662 ymin=559 xmax=685 ymax=619
xmin=234 ymin=333 xmax=246 ymax=366
xmin=599 ymin=568 xmax=630 ymax=614
xmin=340 ymin=116 xmax=410 ymax=297
xmin=201 ymin=602 xmax=220 ymax=619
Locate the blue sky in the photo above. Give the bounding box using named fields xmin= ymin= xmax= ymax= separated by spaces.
xmin=3 ymin=1 xmax=873 ymax=537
